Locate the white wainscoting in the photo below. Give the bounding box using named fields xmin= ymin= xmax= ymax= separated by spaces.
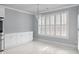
xmin=5 ymin=32 xmax=33 ymax=49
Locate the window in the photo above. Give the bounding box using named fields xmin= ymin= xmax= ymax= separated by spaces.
xmin=46 ymin=15 xmax=50 ymax=35
xmin=56 ymin=13 xmax=61 ymax=36
xmin=38 ymin=11 xmax=68 ymax=38
xmin=41 ymin=15 xmax=45 ymax=35
xmin=61 ymin=12 xmax=67 ymax=36
xmin=50 ymin=15 xmax=54 ymax=35
xmin=38 ymin=15 xmax=42 ymax=34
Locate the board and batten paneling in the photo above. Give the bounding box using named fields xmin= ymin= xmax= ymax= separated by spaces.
xmin=5 ymin=32 xmax=33 ymax=49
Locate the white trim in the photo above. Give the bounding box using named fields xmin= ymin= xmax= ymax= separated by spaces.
xmin=40 ymin=5 xmax=79 ymax=13
xmin=0 ymin=5 xmax=79 ymax=15
xmin=37 ymin=39 xmax=77 ymax=48
xmin=5 ymin=32 xmax=33 ymax=49
xmin=0 ymin=5 xmax=33 ymax=15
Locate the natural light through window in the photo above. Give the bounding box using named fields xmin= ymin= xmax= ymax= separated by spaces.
xmin=38 ymin=11 xmax=68 ymax=38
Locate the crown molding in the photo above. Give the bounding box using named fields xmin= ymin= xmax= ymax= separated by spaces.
xmin=40 ymin=5 xmax=79 ymax=14
xmin=0 ymin=5 xmax=33 ymax=15
xmin=0 ymin=4 xmax=79 ymax=15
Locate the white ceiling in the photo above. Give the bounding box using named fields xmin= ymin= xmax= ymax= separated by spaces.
xmin=2 ymin=4 xmax=76 ymax=14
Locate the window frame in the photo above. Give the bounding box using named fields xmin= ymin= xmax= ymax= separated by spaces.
xmin=38 ymin=11 xmax=69 ymax=39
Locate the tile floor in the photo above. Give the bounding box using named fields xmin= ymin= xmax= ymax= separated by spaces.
xmin=0 ymin=40 xmax=78 ymax=54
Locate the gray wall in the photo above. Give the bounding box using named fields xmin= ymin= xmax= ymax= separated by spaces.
xmin=69 ymin=7 xmax=78 ymax=46
xmin=4 ymin=8 xmax=34 ymax=34
xmin=33 ymin=7 xmax=78 ymax=48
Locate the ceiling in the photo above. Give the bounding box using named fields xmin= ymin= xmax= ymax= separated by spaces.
xmin=2 ymin=4 xmax=76 ymax=14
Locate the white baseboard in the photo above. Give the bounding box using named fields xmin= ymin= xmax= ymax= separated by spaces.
xmin=36 ymin=38 xmax=77 ymax=49
xmin=5 ymin=32 xmax=33 ymax=49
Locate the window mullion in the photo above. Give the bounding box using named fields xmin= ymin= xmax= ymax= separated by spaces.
xmin=45 ymin=15 xmax=46 ymax=34
xmin=41 ymin=15 xmax=42 ymax=34
xmin=60 ymin=12 xmax=62 ymax=36
xmin=49 ymin=15 xmax=51 ymax=35
xmin=54 ymin=15 xmax=56 ymax=36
